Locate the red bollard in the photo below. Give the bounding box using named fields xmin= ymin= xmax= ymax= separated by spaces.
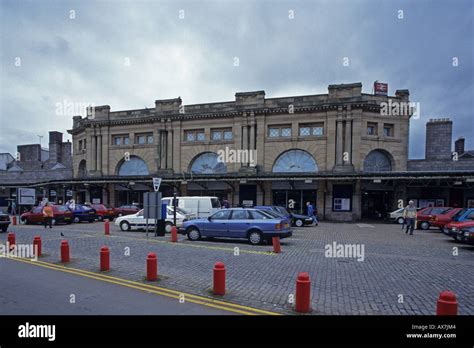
xmin=12 ymin=215 xmax=17 ymax=226
xmin=171 ymin=225 xmax=178 ymax=243
xmin=272 ymin=236 xmax=281 ymax=253
xmin=146 ymin=252 xmax=157 ymax=281
xmin=295 ymin=272 xmax=311 ymax=313
xmin=213 ymin=262 xmax=226 ymax=296
xmin=100 ymin=246 xmax=110 ymax=271
xmin=7 ymin=232 xmax=15 ymax=246
xmin=104 ymin=219 xmax=110 ymax=235
xmin=60 ymin=240 xmax=70 ymax=263
xmin=436 ymin=291 xmax=458 ymax=315
xmin=33 ymin=236 xmax=42 ymax=257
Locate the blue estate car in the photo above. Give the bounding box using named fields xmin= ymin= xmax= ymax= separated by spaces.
xmin=68 ymin=204 xmax=97 ymax=223
xmin=178 ymin=208 xmax=292 ymax=245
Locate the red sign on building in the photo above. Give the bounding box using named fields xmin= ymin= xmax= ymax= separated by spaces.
xmin=374 ymin=81 xmax=388 ymax=96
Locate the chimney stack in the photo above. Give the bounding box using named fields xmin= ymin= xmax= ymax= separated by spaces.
xmin=425 ymin=118 xmax=452 ymax=160
xmin=455 ymin=137 xmax=465 ymax=156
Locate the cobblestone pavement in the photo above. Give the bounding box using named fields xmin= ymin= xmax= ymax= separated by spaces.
xmin=2 ymin=220 xmax=473 ymax=315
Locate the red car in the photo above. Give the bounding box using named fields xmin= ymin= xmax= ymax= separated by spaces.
xmin=20 ymin=205 xmax=73 ymax=225
xmin=416 ymin=207 xmax=454 ymax=230
xmin=442 ymin=220 xmax=474 ymax=241
xmin=430 ymin=208 xmax=462 ymax=229
xmin=115 ymin=205 xmax=140 ymax=217
xmin=92 ymin=204 xmax=117 ymax=221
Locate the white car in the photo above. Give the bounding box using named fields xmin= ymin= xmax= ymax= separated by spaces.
xmin=114 ymin=207 xmax=194 ymax=232
xmin=388 ymin=208 xmax=406 ymax=224
xmin=162 ymin=196 xmax=221 ymax=218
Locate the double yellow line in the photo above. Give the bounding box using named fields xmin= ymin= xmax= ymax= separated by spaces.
xmin=8 ymin=257 xmax=281 ymax=316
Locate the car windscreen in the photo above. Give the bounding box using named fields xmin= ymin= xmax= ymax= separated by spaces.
xmin=54 ymin=205 xmax=69 ymax=212
xmin=275 ymin=206 xmax=290 ymax=215
xmin=452 ymin=208 xmax=467 ymax=221
xmin=250 ymin=210 xmax=275 ymax=220
xmin=211 ymin=198 xmax=221 ymax=208
xmin=258 ymin=210 xmax=282 ymax=219
xmin=430 ymin=207 xmax=451 ymax=215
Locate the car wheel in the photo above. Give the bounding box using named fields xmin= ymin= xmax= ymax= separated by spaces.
xmin=98 ymin=215 xmax=103 ymax=221
xmin=420 ymin=221 xmax=430 ymax=230
xmin=396 ymin=217 xmax=405 ymax=225
xmin=0 ymin=226 xmax=7 ymax=233
xmin=73 ymin=217 xmax=80 ymax=223
xmin=187 ymin=227 xmax=201 ymax=241
xmin=165 ymin=222 xmax=173 ymax=233
xmin=120 ymin=221 xmax=131 ymax=231
xmin=295 ymin=219 xmax=303 ymax=227
xmin=51 ymin=219 xmax=57 ymax=226
xmin=248 ymin=230 xmax=263 ymax=245
xmin=20 ymin=217 xmax=27 ymax=225
xmin=118 ymin=213 xmax=123 ymax=217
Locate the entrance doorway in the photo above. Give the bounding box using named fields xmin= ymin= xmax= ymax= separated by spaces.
xmin=239 ymin=184 xmax=257 ymax=207
xmin=361 ymin=191 xmax=393 ymax=219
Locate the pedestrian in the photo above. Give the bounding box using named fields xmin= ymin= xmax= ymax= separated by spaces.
xmin=306 ymin=201 xmax=318 ymax=225
xmin=42 ymin=202 xmax=54 ymax=229
xmin=222 ymin=199 xmax=230 ymax=209
xmin=403 ymin=200 xmax=417 ymax=235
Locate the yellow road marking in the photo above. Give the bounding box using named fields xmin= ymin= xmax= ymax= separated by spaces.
xmin=6 ymin=257 xmax=281 ymax=316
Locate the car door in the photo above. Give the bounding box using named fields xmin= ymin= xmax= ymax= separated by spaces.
xmin=31 ymin=207 xmax=43 ymax=223
xmin=227 ymin=210 xmax=251 ymax=238
xmin=203 ymin=210 xmax=231 ymax=237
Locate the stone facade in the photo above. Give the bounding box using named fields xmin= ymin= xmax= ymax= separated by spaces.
xmin=68 ymin=82 xmax=415 ymax=220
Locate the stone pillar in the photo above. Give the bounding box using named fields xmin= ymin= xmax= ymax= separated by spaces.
xmin=242 ymin=125 xmax=248 ymax=151
xmin=157 ymin=130 xmax=163 ymax=169
xmin=92 ymin=135 xmax=97 ymax=171
xmin=250 ymin=121 xmax=256 ymax=150
xmin=97 ymin=135 xmax=102 ymax=173
xmin=167 ymin=130 xmax=173 ymax=170
xmin=336 ymin=120 xmax=343 ymax=165
xmin=344 ymin=120 xmax=352 ymax=165
xmin=316 ymin=180 xmax=326 ymax=220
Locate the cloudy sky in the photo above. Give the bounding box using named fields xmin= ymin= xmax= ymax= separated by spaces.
xmin=1 ymin=0 xmax=472 ymax=159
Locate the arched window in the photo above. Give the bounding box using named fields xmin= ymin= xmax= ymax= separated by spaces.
xmin=190 ymin=152 xmax=227 ymax=174
xmin=363 ymin=150 xmax=392 ymax=172
xmin=118 ymin=156 xmax=149 ymax=176
xmin=78 ymin=160 xmax=86 ymax=178
xmin=272 ymin=149 xmax=318 ymax=173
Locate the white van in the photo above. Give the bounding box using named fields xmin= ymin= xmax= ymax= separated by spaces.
xmin=162 ymin=196 xmax=221 ymax=218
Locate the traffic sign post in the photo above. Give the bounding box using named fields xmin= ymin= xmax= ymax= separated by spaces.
xmin=153 ymin=178 xmax=162 ymax=192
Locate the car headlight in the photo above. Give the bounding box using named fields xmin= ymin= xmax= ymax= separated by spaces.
xmin=464 ymin=232 xmax=470 ymax=237
xmin=451 ymin=227 xmax=458 ymax=232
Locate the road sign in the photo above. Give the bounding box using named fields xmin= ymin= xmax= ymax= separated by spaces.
xmin=17 ymin=188 xmax=36 ymax=205
xmin=153 ymin=178 xmax=162 ymax=192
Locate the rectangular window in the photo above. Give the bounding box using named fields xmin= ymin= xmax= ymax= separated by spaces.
xmin=211 ymin=128 xmax=232 ymax=141
xmin=135 ymin=133 xmax=152 ymax=145
xmin=83 ymin=139 xmax=86 ymax=149
xmin=268 ymin=125 xmax=292 ymax=138
xmin=123 ymin=136 xmax=129 ymax=145
xmin=78 ymin=140 xmax=83 ymax=151
xmin=113 ymin=136 xmax=122 ymax=145
xmin=383 ymin=124 xmax=394 ymax=137
xmin=184 ymin=129 xmax=205 ymax=142
xmin=211 ymin=131 xmax=222 ymax=140
xmin=299 ymin=123 xmax=324 ymax=137
xmin=367 ymin=122 xmax=377 ymax=136
xmin=332 ymin=185 xmax=353 ymax=212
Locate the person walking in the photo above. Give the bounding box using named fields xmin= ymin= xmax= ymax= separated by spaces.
xmin=403 ymin=200 xmax=417 ymax=235
xmin=306 ymin=201 xmax=318 ymax=225
xmin=42 ymin=202 xmax=54 ymax=229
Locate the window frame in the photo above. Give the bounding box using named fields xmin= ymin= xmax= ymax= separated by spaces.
xmin=367 ymin=122 xmax=378 ymax=136
xmin=184 ymin=129 xmax=205 ymax=142
xmin=299 ymin=123 xmax=325 ymax=137
xmin=210 ymin=128 xmax=233 ymax=142
xmin=268 ymin=124 xmax=292 ymax=138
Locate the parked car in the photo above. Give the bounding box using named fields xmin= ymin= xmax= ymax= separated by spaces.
xmin=254 ymin=205 xmax=314 ymax=227
xmin=388 ymin=207 xmax=423 ymax=224
xmin=416 ymin=207 xmax=454 ymax=230
xmin=162 ymin=196 xmax=221 ymax=218
xmin=178 ymin=208 xmax=292 ymax=245
xmin=115 ymin=207 xmax=194 ymax=232
xmin=115 ymin=205 xmax=141 ymax=217
xmin=430 ymin=208 xmax=463 ymax=229
xmin=68 ymin=204 xmax=97 ymax=223
xmin=0 ymin=212 xmax=10 ymax=232
xmin=455 ymin=225 xmax=474 ymax=245
xmin=92 ymin=204 xmax=117 ymax=221
xmin=442 ymin=209 xmax=474 ymax=239
xmin=20 ymin=205 xmax=73 ymax=225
